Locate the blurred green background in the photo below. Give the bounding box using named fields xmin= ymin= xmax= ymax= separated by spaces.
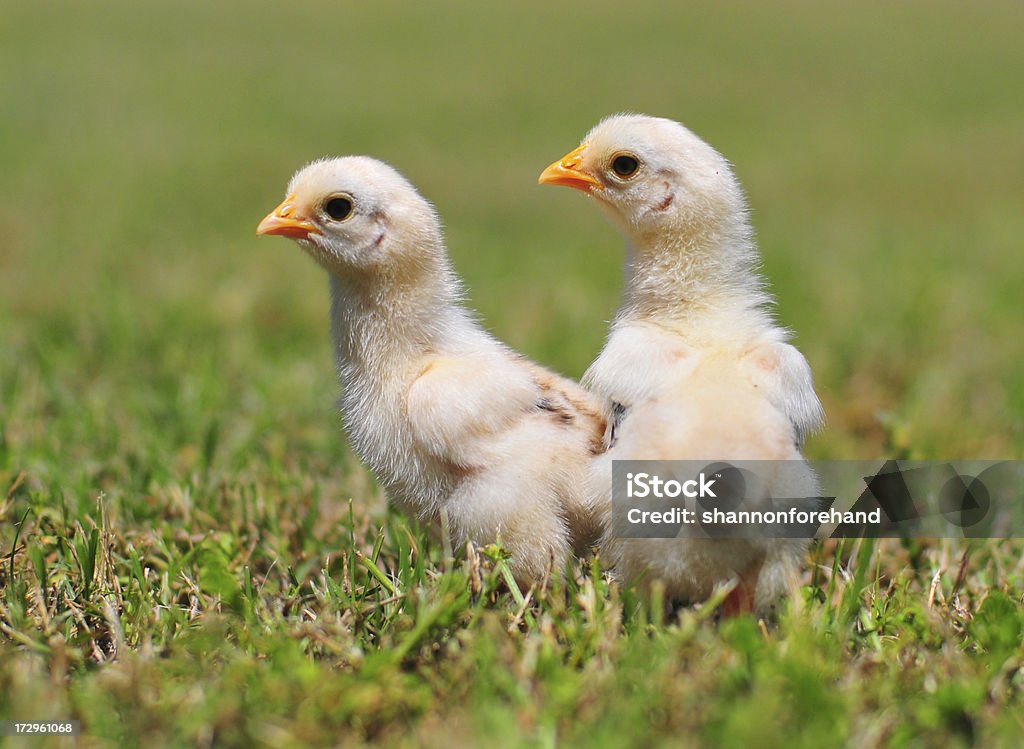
xmin=3 ymin=0 xmax=1022 ymax=479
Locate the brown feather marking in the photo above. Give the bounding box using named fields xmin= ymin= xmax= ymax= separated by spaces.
xmin=536 ymin=372 xmax=606 ymax=454
xmin=527 ymin=364 xmax=609 ymax=455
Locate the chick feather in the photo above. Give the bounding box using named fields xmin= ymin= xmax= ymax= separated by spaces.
xmin=258 ymin=156 xmax=605 ymax=586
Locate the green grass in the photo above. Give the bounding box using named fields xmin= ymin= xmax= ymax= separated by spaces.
xmin=2 ymin=0 xmax=1023 ymax=746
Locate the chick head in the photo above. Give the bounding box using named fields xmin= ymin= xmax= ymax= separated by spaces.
xmin=539 ymin=114 xmax=745 ymax=242
xmin=258 ymin=156 xmax=442 ymax=277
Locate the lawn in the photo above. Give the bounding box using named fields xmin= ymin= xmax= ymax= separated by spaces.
xmin=1 ymin=1 xmax=1022 ymax=746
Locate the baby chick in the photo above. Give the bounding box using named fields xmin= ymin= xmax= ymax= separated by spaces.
xmin=258 ymin=157 xmax=605 ymax=587
xmin=539 ymin=114 xmax=824 ymax=614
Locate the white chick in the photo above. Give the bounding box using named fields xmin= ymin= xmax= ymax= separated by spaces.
xmin=539 ymin=114 xmax=824 ymax=614
xmin=258 ymin=157 xmax=606 ymax=587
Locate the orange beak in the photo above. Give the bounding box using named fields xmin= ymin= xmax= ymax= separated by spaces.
xmin=537 ymin=144 xmax=603 ymax=192
xmin=256 ymin=195 xmax=318 ymax=239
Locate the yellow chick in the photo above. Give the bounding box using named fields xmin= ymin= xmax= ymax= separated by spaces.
xmin=259 ymin=156 xmax=605 ymax=586
xmin=540 ymin=115 xmax=824 ymax=614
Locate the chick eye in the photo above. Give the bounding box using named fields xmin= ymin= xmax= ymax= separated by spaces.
xmin=323 ymin=196 xmax=353 ymax=221
xmin=610 ymin=153 xmax=640 ymax=179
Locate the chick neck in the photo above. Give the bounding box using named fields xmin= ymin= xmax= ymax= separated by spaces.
xmin=327 ymin=250 xmax=484 ymax=388
xmin=616 ymin=212 xmax=774 ymax=340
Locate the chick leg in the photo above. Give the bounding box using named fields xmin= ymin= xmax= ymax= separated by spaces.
xmin=720 ymin=559 xmax=763 ymax=617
